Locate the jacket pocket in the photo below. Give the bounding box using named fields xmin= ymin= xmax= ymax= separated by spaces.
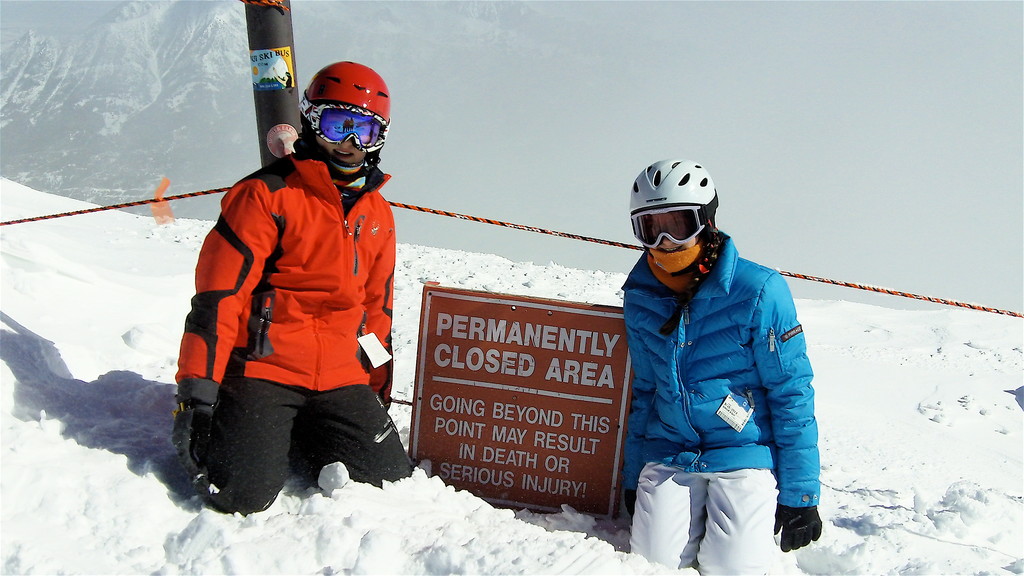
xmin=767 ymin=328 xmax=785 ymax=373
xmin=687 ymin=379 xmax=763 ymax=444
xmin=355 ymin=310 xmax=373 ymax=373
xmin=247 ymin=289 xmax=276 ymax=359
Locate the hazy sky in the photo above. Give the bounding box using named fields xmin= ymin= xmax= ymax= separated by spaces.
xmin=2 ymin=0 xmax=1021 ymax=314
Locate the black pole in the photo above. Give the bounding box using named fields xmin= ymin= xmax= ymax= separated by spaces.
xmin=244 ymin=0 xmax=300 ymax=166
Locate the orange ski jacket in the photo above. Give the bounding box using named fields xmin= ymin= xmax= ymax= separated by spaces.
xmin=176 ymin=152 xmax=395 ymax=402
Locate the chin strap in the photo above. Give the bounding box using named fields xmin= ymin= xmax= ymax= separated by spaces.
xmin=668 ymin=258 xmax=704 ymax=278
xmin=364 ymin=149 xmax=382 ymax=169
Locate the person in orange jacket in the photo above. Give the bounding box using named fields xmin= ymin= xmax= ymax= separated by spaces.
xmin=172 ymin=61 xmax=412 ymax=515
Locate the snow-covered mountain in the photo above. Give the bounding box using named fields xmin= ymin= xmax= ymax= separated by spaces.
xmin=0 ymin=1 xmax=252 ymax=212
xmin=3 ymin=1 xmax=1021 ymax=316
xmin=0 ymin=0 xmax=564 ymax=218
xmin=1 ymin=179 xmax=1021 ymax=574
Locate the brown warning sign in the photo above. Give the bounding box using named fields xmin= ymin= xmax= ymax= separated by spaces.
xmin=409 ymin=284 xmax=632 ymax=518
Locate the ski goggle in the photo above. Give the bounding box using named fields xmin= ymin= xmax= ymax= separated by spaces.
xmin=631 ymin=205 xmax=706 ymax=248
xmin=301 ymin=94 xmax=388 ymax=151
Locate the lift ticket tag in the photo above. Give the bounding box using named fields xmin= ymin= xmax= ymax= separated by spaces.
xmin=716 ymin=395 xmax=753 ymax=432
xmin=357 ymin=333 xmax=392 ymax=368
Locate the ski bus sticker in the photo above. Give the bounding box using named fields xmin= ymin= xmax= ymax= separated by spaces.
xmin=250 ymin=47 xmax=294 ymax=91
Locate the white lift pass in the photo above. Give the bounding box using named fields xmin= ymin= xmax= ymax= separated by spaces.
xmin=357 ymin=333 xmax=392 ymax=368
xmin=716 ymin=394 xmax=753 ymax=433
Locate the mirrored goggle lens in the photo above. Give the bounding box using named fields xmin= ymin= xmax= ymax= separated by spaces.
xmin=632 ymin=207 xmax=704 ymax=248
xmin=317 ymin=107 xmax=383 ymax=147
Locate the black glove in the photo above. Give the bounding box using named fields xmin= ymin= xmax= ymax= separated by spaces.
xmin=774 ymin=504 xmax=822 ymax=552
xmin=172 ymin=378 xmax=219 ymax=486
xmin=623 ymin=489 xmax=637 ymax=517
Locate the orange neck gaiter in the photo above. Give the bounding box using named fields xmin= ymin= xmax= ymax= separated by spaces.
xmin=647 ymin=242 xmax=704 ymax=294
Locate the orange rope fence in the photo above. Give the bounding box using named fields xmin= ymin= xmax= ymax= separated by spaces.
xmin=238 ymin=0 xmax=289 ymax=10
xmin=1 ymin=186 xmax=1020 ymax=318
xmin=0 ymin=188 xmax=231 ymax=226
xmin=388 ymin=202 xmax=1023 ymax=318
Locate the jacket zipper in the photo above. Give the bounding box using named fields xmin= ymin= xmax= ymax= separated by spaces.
xmin=769 ymin=327 xmax=777 ymax=352
xmin=675 ymin=303 xmax=700 ymax=444
xmin=255 ymin=294 xmax=273 ymax=357
xmin=312 ymin=311 xmax=324 ymax=390
xmin=351 ymin=214 xmax=365 ymax=275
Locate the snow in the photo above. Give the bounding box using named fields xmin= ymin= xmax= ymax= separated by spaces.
xmin=1 ymin=178 xmax=1021 ymax=575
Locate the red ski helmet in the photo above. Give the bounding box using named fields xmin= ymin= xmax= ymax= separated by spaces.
xmin=303 ymin=61 xmax=390 ymax=123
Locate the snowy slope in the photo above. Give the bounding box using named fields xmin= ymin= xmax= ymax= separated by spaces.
xmin=1 ymin=179 xmax=1021 ymax=575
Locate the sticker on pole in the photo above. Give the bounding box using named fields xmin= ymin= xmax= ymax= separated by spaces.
xmin=266 ymin=123 xmax=298 ymax=158
xmin=409 ymin=284 xmax=633 ymax=518
xmin=250 ymin=47 xmax=295 ymax=91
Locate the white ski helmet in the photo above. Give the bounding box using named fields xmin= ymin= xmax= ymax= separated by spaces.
xmin=630 ymin=159 xmax=717 ymax=216
xmin=630 ymin=159 xmax=719 ymax=247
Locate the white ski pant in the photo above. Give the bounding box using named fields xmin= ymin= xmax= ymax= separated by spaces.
xmin=629 ymin=463 xmax=779 ymax=575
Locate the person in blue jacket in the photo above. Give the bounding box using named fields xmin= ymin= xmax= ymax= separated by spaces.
xmin=621 ymin=159 xmax=822 ymax=574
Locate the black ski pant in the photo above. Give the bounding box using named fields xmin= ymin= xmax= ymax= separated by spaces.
xmin=202 ymin=378 xmax=412 ymax=515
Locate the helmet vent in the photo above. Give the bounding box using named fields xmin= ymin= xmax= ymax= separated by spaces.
xmin=671 ymin=161 xmax=681 ymax=169
xmin=700 ymin=178 xmax=709 ymax=187
xmin=679 ymin=173 xmax=690 ymax=186
xmin=653 ymin=171 xmax=662 ymax=186
xmin=632 ymin=182 xmax=639 ymax=193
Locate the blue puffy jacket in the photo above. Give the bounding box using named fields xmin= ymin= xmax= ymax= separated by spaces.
xmin=621 ymin=234 xmax=820 ymax=508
